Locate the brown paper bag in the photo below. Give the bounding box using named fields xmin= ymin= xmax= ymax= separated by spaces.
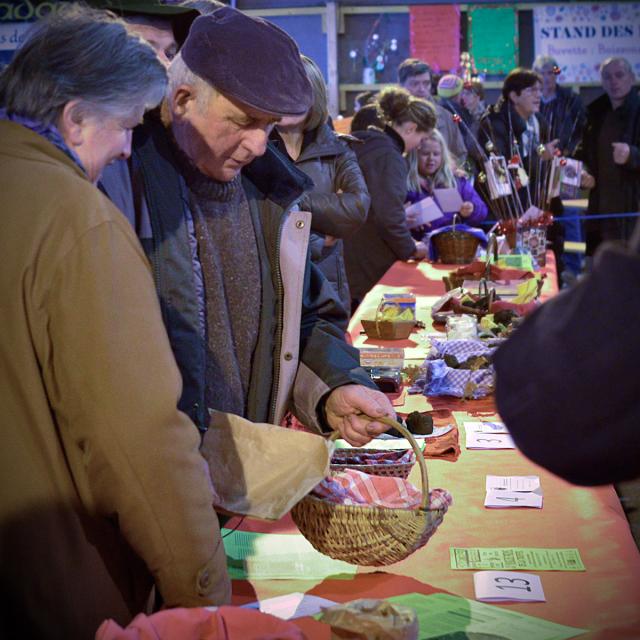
xmin=200 ymin=410 xmax=332 ymax=521
xmin=320 ymin=599 xmax=418 ymax=640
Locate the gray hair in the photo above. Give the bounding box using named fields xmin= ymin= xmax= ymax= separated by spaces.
xmin=600 ymin=57 xmax=635 ymax=78
xmin=167 ymin=52 xmax=216 ymax=110
xmin=0 ymin=3 xmax=166 ymax=126
xmin=533 ymin=55 xmax=558 ymax=71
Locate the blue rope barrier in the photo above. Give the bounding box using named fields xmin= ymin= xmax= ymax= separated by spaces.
xmin=480 ymin=211 xmax=640 ymax=226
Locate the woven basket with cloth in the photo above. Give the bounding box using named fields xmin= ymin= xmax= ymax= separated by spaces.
xmin=291 ymin=417 xmax=452 ymax=566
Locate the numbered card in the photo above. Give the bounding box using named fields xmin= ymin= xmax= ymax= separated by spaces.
xmin=486 ymin=475 xmax=540 ymax=492
xmin=485 ymin=490 xmax=543 ymax=509
xmin=466 ymin=432 xmax=515 ymax=449
xmin=473 ymin=571 xmax=546 ymax=602
xmin=465 ymin=421 xmax=509 ymax=434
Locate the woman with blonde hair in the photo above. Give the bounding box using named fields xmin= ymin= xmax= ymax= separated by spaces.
xmin=270 ymin=55 xmax=370 ymax=326
xmin=406 ymin=128 xmax=487 ymax=234
xmin=344 ymin=86 xmax=436 ymax=307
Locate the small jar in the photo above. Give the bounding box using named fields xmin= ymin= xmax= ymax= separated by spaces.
xmin=446 ymin=314 xmax=478 ymax=340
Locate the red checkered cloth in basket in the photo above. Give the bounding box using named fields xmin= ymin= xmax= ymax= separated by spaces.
xmin=312 ymin=468 xmax=453 ymax=511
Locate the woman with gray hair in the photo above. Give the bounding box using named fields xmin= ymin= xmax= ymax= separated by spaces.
xmin=0 ymin=3 xmax=166 ymax=182
xmin=0 ymin=5 xmax=231 ymax=638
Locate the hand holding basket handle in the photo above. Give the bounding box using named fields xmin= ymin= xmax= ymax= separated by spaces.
xmin=324 ymin=385 xmax=395 ymax=447
xmin=293 ymin=413 xmax=448 ymax=565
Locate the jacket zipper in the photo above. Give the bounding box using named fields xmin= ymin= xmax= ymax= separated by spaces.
xmin=268 ymin=219 xmax=285 ymax=424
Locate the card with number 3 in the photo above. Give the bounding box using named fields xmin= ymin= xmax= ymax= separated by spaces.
xmin=473 ymin=571 xmax=546 ymax=602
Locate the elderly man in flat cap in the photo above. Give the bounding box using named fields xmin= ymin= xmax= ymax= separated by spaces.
xmin=103 ymin=6 xmax=392 ymax=453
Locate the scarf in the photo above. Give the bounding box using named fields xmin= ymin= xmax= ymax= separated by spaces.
xmin=0 ymin=108 xmax=85 ymax=172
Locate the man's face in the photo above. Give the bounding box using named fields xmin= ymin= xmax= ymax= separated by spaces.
xmin=601 ymin=61 xmax=635 ymax=104
xmin=537 ymin=64 xmax=557 ymax=95
xmin=402 ymin=72 xmax=432 ymax=99
xmin=127 ymin=21 xmax=177 ymax=68
xmin=510 ymin=82 xmax=542 ymax=119
xmin=171 ymin=88 xmax=279 ymax=182
xmin=460 ymin=88 xmax=479 ymax=112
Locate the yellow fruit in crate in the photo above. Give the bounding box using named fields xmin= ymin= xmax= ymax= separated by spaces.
xmin=380 ymin=305 xmax=400 ymax=320
xmin=379 ymin=305 xmax=414 ymax=322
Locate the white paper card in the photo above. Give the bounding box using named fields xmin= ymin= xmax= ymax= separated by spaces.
xmin=434 ymin=187 xmax=464 ymax=213
xmin=241 ymin=593 xmax=338 ymax=619
xmin=465 ymin=421 xmax=509 ymax=434
xmin=405 ymin=197 xmax=444 ymax=227
xmin=466 ymin=432 xmax=515 ymax=449
xmin=484 ymin=156 xmax=512 ymax=199
xmin=486 ymin=475 xmax=540 ymax=492
xmin=474 ymin=571 xmax=546 ymax=602
xmin=485 ymin=490 xmax=543 ymax=509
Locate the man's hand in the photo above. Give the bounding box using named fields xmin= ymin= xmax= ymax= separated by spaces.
xmin=580 ymin=170 xmax=595 ymax=189
xmin=612 ymin=142 xmax=630 ymax=165
xmin=324 ymin=385 xmax=394 ymax=446
xmin=459 ymin=201 xmax=474 ymax=218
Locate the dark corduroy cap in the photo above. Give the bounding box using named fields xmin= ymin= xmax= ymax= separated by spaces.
xmin=181 ymin=8 xmax=312 ymax=117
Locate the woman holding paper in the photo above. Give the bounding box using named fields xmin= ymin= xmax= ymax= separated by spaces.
xmin=405 ymin=129 xmax=488 ymax=235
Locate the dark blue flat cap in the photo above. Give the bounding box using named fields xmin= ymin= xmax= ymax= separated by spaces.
xmin=181 ymin=7 xmax=312 ymax=117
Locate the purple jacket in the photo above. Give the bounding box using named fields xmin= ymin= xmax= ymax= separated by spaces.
xmin=406 ymin=176 xmax=488 ymax=234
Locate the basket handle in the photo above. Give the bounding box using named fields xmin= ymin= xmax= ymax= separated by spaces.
xmin=330 ymin=415 xmax=431 ymax=511
xmin=451 ymin=213 xmax=460 ymax=233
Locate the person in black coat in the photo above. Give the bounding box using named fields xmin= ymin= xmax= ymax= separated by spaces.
xmin=494 ymin=218 xmax=640 ymax=487
xmin=576 ymin=57 xmax=640 ymax=255
xmin=344 ymin=87 xmax=436 ymax=308
xmin=479 ymin=68 xmax=558 ymax=209
xmin=271 ymin=55 xmax=370 ymax=326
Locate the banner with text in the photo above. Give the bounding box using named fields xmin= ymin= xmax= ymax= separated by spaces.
xmin=533 ymin=4 xmax=640 ymax=83
xmin=410 ymin=5 xmax=460 ymax=75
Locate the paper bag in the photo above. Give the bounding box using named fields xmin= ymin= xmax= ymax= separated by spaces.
xmin=201 ymin=410 xmax=333 ymax=521
xmin=320 ymin=599 xmax=418 ymax=640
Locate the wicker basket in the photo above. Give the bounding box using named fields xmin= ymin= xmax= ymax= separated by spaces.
xmin=361 ymin=300 xmax=414 ymax=340
xmin=291 ymin=417 xmax=449 ymax=566
xmin=330 ymin=448 xmax=415 ymax=479
xmin=432 ymin=214 xmax=481 ymax=265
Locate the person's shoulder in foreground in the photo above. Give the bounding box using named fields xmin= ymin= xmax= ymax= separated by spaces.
xmin=494 ymin=222 xmax=640 ymax=486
